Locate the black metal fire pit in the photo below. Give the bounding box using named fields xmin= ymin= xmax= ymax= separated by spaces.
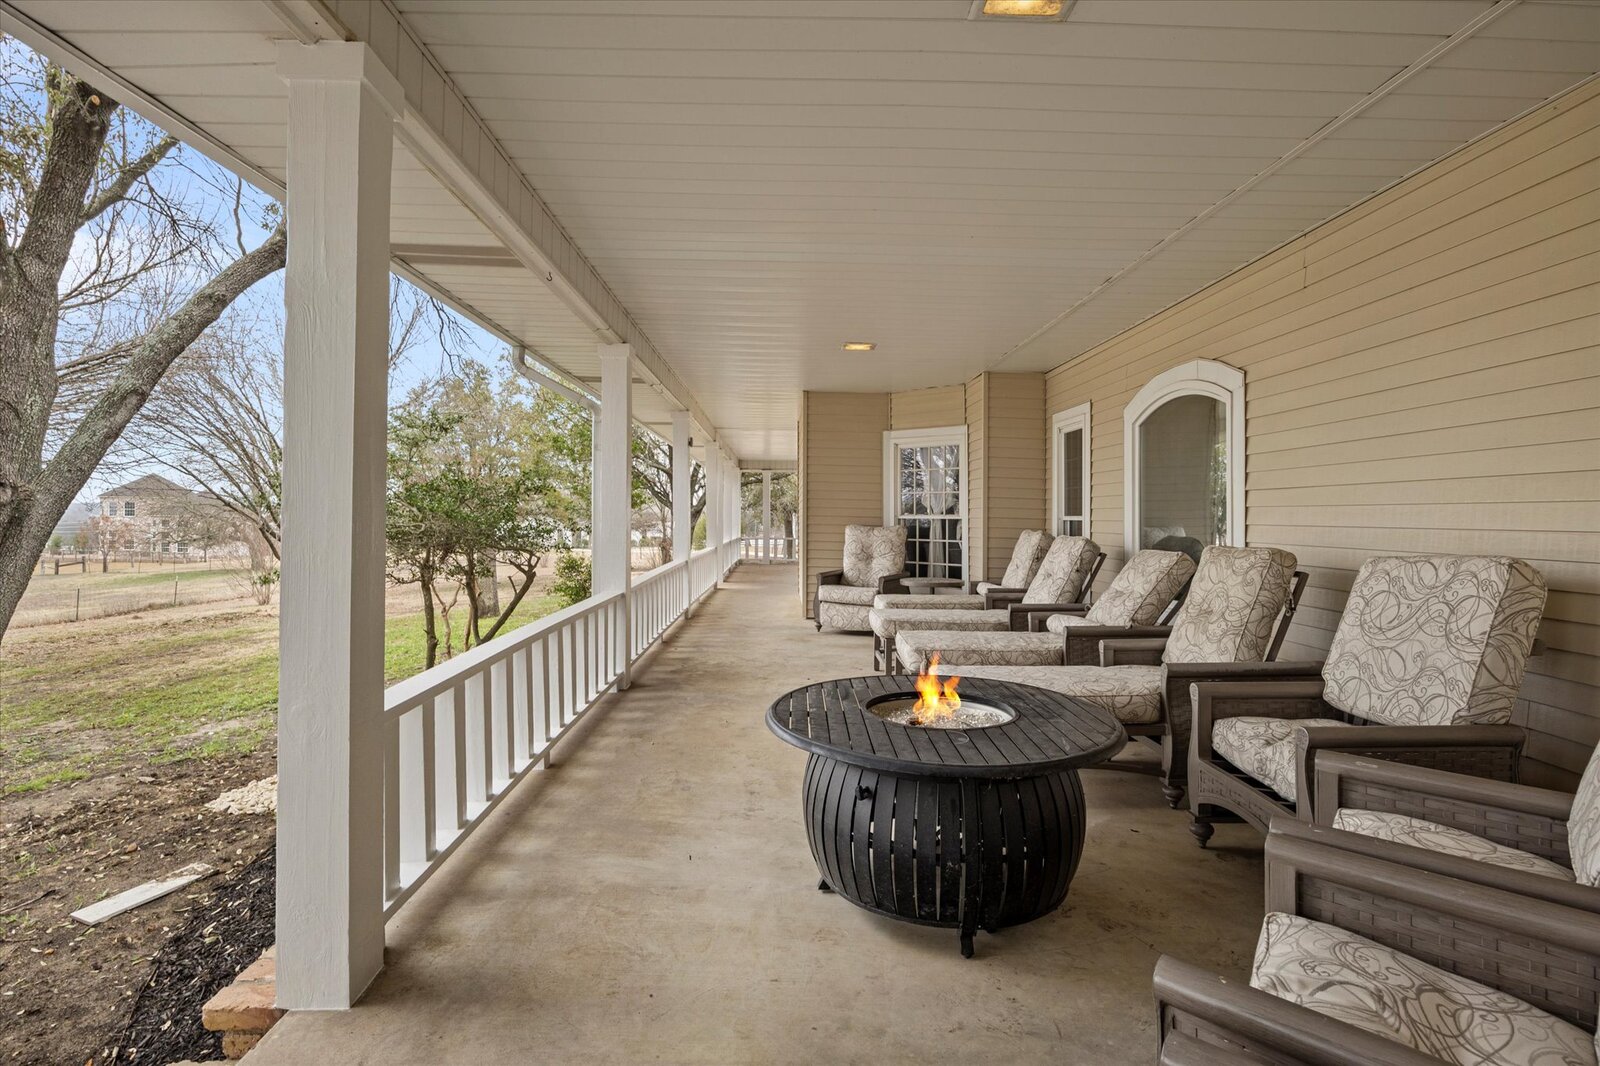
xmin=767 ymin=674 xmax=1125 ymax=957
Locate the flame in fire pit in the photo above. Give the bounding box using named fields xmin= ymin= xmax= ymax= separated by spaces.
xmin=913 ymin=654 xmax=962 ymax=720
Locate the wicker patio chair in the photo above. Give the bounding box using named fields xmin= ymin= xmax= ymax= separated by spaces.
xmin=1154 ymin=821 xmax=1600 ymax=1065
xmin=911 ymin=547 xmax=1311 ymax=807
xmin=1298 ymin=744 xmax=1600 ymax=913
xmin=865 ymin=536 xmax=1104 ymax=671
xmin=868 ymin=528 xmax=1053 ymax=610
xmin=1186 ymin=554 xmax=1548 ymax=847
xmin=812 ymin=524 xmax=910 ymax=633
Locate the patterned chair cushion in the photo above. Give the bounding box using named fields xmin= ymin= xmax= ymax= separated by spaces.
xmin=1569 ymin=743 xmax=1600 ymax=888
xmin=949 ymin=665 xmax=1164 ymax=725
xmin=870 ymin=608 xmax=1009 ymax=641
xmin=1000 ymin=530 xmax=1054 ymax=589
xmin=1321 ymin=555 xmax=1548 ymax=728
xmin=1251 ymin=912 xmax=1597 ymax=1066
xmin=1044 ymin=613 xmax=1097 ymax=632
xmin=815 ymin=601 xmax=871 ymax=632
xmin=841 ymin=524 xmax=907 ymax=588
xmin=1084 ymin=550 xmax=1196 ymax=627
xmin=1210 ymin=715 xmax=1347 ymax=802
xmin=817 ymin=584 xmax=879 ymax=606
xmin=1331 ymin=809 xmax=1574 ymax=881
xmin=902 ymin=631 xmax=1064 ymax=669
xmin=1023 ymin=536 xmax=1100 ymax=605
xmin=1164 ymin=546 xmax=1297 ymax=665
xmin=872 ymin=593 xmax=988 ymax=610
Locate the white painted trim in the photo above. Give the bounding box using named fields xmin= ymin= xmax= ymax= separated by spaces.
xmin=883 ymin=425 xmax=970 ymax=581
xmin=1122 ymin=360 xmax=1245 ymax=553
xmin=1049 ymin=402 xmax=1092 ymax=539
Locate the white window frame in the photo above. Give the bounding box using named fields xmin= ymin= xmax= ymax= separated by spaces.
xmin=1049 ymin=402 xmax=1091 ymax=539
xmin=1123 ymin=359 xmax=1245 ymax=551
xmin=883 ymin=425 xmax=969 ymax=580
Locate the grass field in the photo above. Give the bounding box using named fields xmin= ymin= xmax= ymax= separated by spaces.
xmin=0 ymin=586 xmax=565 ymax=795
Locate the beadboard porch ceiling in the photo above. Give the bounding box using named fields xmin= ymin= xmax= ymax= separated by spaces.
xmin=4 ymin=0 xmax=1599 ymax=461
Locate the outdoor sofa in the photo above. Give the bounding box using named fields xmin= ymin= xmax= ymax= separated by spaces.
xmin=1186 ymin=554 xmax=1548 ymax=846
xmin=812 ymin=524 xmax=910 ymax=632
xmin=1154 ymin=819 xmax=1600 ymax=1066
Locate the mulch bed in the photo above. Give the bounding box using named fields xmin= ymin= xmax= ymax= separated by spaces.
xmin=106 ymin=846 xmax=275 ymax=1064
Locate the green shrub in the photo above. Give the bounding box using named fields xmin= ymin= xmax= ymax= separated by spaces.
xmin=551 ymin=552 xmax=592 ymax=605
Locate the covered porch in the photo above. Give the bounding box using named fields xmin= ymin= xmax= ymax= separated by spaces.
xmin=248 ymin=562 xmax=1263 ymax=1064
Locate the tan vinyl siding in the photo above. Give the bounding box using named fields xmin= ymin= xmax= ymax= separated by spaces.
xmin=980 ymin=373 xmax=1049 ymax=580
xmin=799 ymin=391 xmax=891 ymax=616
xmin=1042 ymin=81 xmax=1600 ymax=787
xmin=965 ymin=375 xmax=987 ymax=583
xmin=891 ymin=384 xmax=966 ymax=430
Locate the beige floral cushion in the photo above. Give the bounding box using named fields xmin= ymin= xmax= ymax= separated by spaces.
xmin=1044 ymin=613 xmax=1097 ymax=632
xmin=1023 ymin=536 xmax=1100 ymax=605
xmin=872 ymin=593 xmax=987 ymax=610
xmin=815 ymin=601 xmax=871 ymax=632
xmin=870 ymin=607 xmax=1009 ymax=641
xmin=1251 ymin=912 xmax=1597 ymax=1066
xmin=1331 ymin=809 xmax=1574 ymax=881
xmin=1569 ymin=743 xmax=1600 ymax=888
xmin=1210 ymin=715 xmax=1347 ymax=802
xmin=949 ymin=665 xmax=1164 ymax=725
xmin=841 ymin=524 xmax=907 ymax=588
xmin=900 ymin=631 xmax=1063 ymax=669
xmin=1083 ymin=550 xmax=1196 ymax=627
xmin=817 ymin=584 xmax=879 ymax=606
xmin=1322 ymin=555 xmax=1548 ymax=728
xmin=1000 ymin=530 xmax=1054 ymax=589
xmin=1164 ymin=546 xmax=1297 ymax=664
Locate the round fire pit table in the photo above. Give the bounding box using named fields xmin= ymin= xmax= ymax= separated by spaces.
xmin=767 ymin=674 xmax=1125 ymax=957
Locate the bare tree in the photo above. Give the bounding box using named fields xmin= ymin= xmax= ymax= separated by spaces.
xmin=632 ymin=428 xmax=705 ymax=561
xmin=0 ymin=54 xmax=287 ymax=639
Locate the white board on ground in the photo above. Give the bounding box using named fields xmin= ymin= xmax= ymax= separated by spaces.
xmin=69 ymin=862 xmax=215 ymax=926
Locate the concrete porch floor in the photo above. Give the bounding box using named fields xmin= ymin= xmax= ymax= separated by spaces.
xmin=249 ymin=565 xmax=1266 ymax=1065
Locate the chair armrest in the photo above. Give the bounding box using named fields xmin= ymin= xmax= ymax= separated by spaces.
xmin=1311 ymin=750 xmax=1573 ymax=831
xmin=1153 ymin=956 xmax=1436 ymax=1066
xmin=816 ymin=569 xmax=844 ymax=586
xmin=980 ymin=587 xmax=1026 ymax=609
xmin=876 ymin=572 xmax=910 ymax=595
xmin=1293 ymin=723 xmax=1526 ymax=818
xmin=1062 ymin=624 xmax=1172 ymax=666
xmin=1100 ymin=638 xmax=1168 ymax=667
xmin=1190 ymin=680 xmax=1333 ymax=765
xmin=1005 ymin=601 xmax=1087 ymax=631
xmin=1028 ymin=604 xmax=1086 ymax=632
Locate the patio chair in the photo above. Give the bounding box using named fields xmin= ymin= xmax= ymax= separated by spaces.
xmin=869 ymin=528 xmax=1053 ymax=610
xmin=1187 ymin=554 xmax=1548 ymax=846
xmin=916 ymin=546 xmax=1311 ymax=807
xmin=812 ymin=524 xmax=909 ymax=633
xmin=888 ymin=547 xmax=1199 ymax=671
xmin=866 ymin=536 xmax=1104 ymax=671
xmin=1299 ymin=743 xmax=1600 ymax=914
xmin=1153 ymin=821 xmax=1600 ymax=1066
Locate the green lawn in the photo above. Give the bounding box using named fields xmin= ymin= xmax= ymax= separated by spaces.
xmin=0 ymin=592 xmax=568 ymax=795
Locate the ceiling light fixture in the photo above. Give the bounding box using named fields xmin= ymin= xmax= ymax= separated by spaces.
xmin=969 ymin=0 xmax=1071 ymax=20
xmin=842 ymin=342 xmax=877 ymax=352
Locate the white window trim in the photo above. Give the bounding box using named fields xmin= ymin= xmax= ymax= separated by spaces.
xmin=883 ymin=425 xmax=969 ymax=579
xmin=1049 ymin=402 xmax=1091 ymax=539
xmin=1123 ymin=359 xmax=1245 ymax=552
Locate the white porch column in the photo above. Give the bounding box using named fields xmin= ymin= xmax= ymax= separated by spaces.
xmin=705 ymin=443 xmax=722 ymax=557
xmin=274 ymin=41 xmax=401 ymax=1010
xmin=761 ymin=471 xmax=772 ymax=563
xmin=671 ymin=410 xmax=692 ymax=608
xmin=593 ymin=345 xmax=633 ymax=685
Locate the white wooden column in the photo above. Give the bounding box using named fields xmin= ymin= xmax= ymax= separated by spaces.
xmin=593 ymin=345 xmax=633 ymax=685
xmin=671 ymin=410 xmax=692 ymax=609
xmin=761 ymin=471 xmax=772 ymax=563
xmin=705 ymin=443 xmax=722 ymax=559
xmin=274 ymin=41 xmax=401 ymax=1011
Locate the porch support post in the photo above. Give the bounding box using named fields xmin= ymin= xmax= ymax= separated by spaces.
xmin=671 ymin=410 xmax=692 ymax=610
xmin=761 ymin=470 xmax=772 ymax=563
xmin=705 ymin=444 xmax=722 ymax=579
xmin=594 ymin=344 xmax=633 ymax=687
xmin=273 ymin=41 xmax=401 ymax=1010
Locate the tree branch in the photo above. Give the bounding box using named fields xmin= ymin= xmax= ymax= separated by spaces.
xmin=81 ymin=133 xmax=178 ymax=224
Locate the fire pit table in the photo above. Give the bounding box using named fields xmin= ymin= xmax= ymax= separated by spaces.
xmin=767 ymin=674 xmax=1125 ymax=957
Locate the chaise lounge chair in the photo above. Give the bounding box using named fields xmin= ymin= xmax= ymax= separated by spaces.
xmin=869 ymin=528 xmax=1054 ymax=610
xmin=812 ymin=524 xmax=910 ymax=633
xmin=912 ymin=545 xmax=1309 ymax=806
xmin=865 ymin=536 xmax=1104 ymax=672
xmin=1153 ymin=820 xmax=1600 ymax=1065
xmin=1185 ymin=554 xmax=1547 ymax=846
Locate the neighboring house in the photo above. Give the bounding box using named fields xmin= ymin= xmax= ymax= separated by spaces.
xmin=94 ymin=474 xmax=248 ymax=557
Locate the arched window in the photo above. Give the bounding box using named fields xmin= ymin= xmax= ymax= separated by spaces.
xmin=1123 ymin=360 xmax=1244 ymax=552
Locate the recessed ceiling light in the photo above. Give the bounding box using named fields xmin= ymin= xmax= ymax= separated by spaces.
xmin=969 ymin=0 xmax=1070 ymax=20
xmin=842 ymin=342 xmax=877 ymax=352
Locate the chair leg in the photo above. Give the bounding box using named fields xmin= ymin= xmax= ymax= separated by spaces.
xmin=1161 ymin=783 xmax=1185 ymax=809
xmin=1188 ymin=805 xmax=1217 ymax=848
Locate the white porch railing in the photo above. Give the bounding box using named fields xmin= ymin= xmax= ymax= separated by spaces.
xmin=741 ymin=534 xmax=795 ymax=562
xmin=380 ymin=538 xmax=737 ymax=917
